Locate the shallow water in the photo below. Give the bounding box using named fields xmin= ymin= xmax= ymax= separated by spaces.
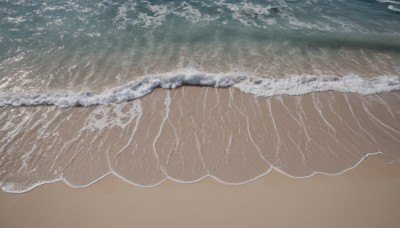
xmin=1 ymin=88 xmax=399 ymax=193
xmin=1 ymin=0 xmax=400 ymax=97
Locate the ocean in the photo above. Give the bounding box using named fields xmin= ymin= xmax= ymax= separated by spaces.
xmin=0 ymin=0 xmax=399 ymax=193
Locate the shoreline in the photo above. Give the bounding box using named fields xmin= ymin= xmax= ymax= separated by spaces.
xmin=1 ymin=156 xmax=400 ymax=228
xmin=1 ymin=150 xmax=386 ymax=194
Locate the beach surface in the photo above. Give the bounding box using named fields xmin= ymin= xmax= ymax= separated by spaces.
xmin=1 ymin=1 xmax=400 ymax=227
xmin=2 ymin=88 xmax=399 ymax=192
xmin=1 ymin=156 xmax=400 ymax=228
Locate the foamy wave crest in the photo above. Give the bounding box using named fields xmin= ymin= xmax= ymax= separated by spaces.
xmin=376 ymin=0 xmax=400 ymax=5
xmin=0 ymin=72 xmax=235 ymax=107
xmin=388 ymin=5 xmax=400 ymax=12
xmin=1 ymin=72 xmax=399 ymax=107
xmin=234 ymin=74 xmax=400 ymax=96
xmin=376 ymin=0 xmax=400 ymax=12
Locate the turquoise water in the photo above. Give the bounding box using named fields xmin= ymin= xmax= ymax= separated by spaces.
xmin=1 ymin=0 xmax=400 ymax=106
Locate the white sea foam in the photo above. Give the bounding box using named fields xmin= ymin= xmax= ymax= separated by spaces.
xmin=0 ymin=71 xmax=399 ymax=108
xmin=234 ymin=74 xmax=400 ymax=96
xmin=377 ymin=0 xmax=400 ymax=4
xmin=172 ymin=2 xmax=219 ymax=23
xmin=388 ymin=5 xmax=400 ymax=12
xmin=214 ymin=0 xmax=281 ymax=27
xmin=4 ymin=16 xmax=26 ymax=25
xmin=376 ymin=0 xmax=400 ymax=12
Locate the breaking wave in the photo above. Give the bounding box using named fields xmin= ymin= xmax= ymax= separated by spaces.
xmin=0 ymin=71 xmax=399 ymax=107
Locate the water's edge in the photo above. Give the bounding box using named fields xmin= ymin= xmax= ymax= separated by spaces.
xmin=1 ymin=71 xmax=399 ymax=107
xmin=0 ymin=152 xmax=384 ymax=193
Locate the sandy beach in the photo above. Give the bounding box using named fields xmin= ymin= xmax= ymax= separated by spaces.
xmin=1 ymin=156 xmax=400 ymax=228
xmin=1 ymin=87 xmax=399 ymax=227
xmin=1 ymin=1 xmax=400 ymax=227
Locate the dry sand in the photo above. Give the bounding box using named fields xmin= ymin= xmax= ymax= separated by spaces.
xmin=1 ymin=157 xmax=400 ymax=228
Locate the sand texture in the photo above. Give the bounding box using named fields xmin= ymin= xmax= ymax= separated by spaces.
xmin=1 ymin=157 xmax=400 ymax=228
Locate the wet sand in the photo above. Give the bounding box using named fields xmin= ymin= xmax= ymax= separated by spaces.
xmin=1 ymin=88 xmax=399 ymax=192
xmin=1 ymin=157 xmax=400 ymax=228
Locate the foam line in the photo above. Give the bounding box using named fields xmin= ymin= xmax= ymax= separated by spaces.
xmin=0 ymin=71 xmax=399 ymax=108
xmin=1 ymin=151 xmax=384 ymax=193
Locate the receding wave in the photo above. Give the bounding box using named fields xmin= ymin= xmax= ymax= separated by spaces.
xmin=1 ymin=71 xmax=399 ymax=107
xmin=1 ymin=86 xmax=399 ymax=193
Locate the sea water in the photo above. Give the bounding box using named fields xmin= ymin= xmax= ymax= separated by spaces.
xmin=1 ymin=0 xmax=400 ymax=104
